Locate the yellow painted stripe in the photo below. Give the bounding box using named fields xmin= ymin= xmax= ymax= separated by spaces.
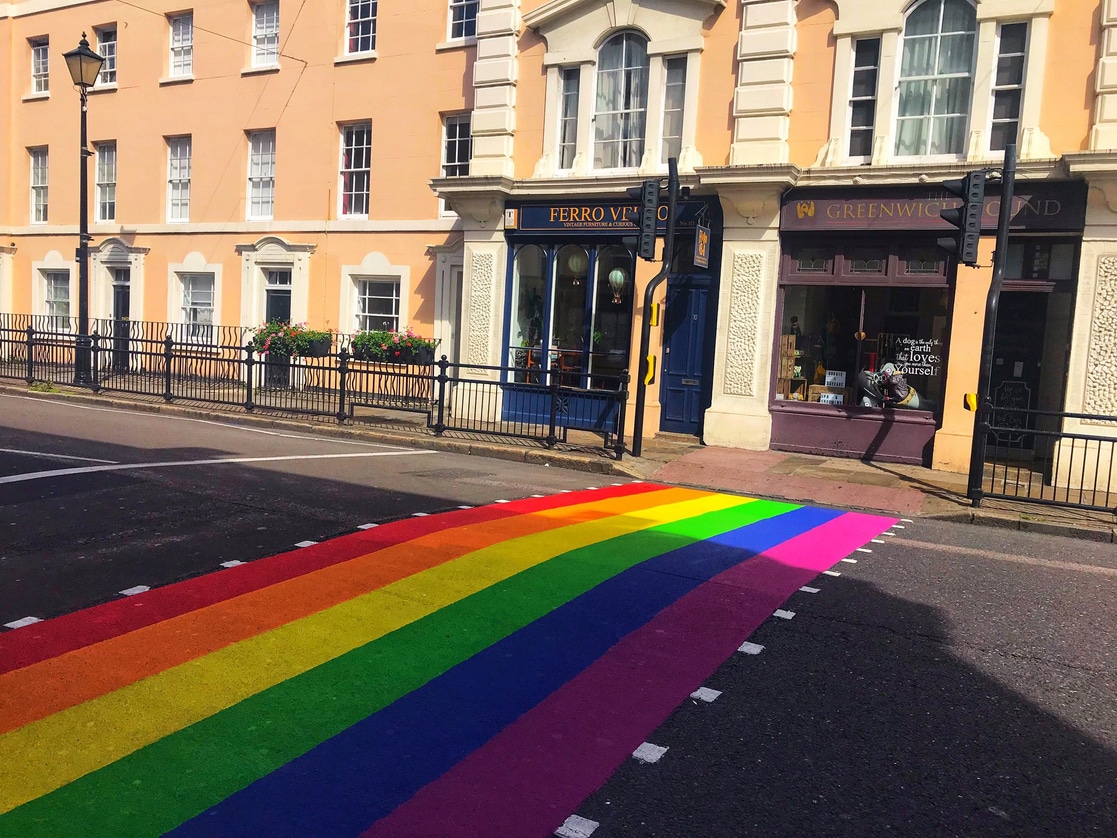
xmin=0 ymin=489 xmax=747 ymax=813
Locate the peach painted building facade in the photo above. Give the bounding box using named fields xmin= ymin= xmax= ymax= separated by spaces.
xmin=2 ymin=0 xmax=1116 ymax=480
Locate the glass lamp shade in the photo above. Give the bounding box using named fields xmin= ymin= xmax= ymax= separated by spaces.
xmin=607 ymin=267 xmax=628 ymax=303
xmin=64 ymin=34 xmax=104 ymax=89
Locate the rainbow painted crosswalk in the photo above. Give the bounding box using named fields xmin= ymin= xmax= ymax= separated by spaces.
xmin=0 ymin=484 xmax=894 ymax=837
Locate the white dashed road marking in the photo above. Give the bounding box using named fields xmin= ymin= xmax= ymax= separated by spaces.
xmin=823 ymin=570 xmax=841 ymax=577
xmin=357 ymin=523 xmax=379 ymax=529
xmin=294 ymin=540 xmax=318 ymax=548
xmin=119 ymin=585 xmax=150 ymax=596
xmin=555 ymin=814 xmax=600 ymax=838
xmin=632 ymin=742 xmax=669 ymax=764
xmin=799 ymin=586 xmax=820 ymax=594
xmin=691 ymin=687 xmax=722 ymax=702
xmin=738 ymin=641 xmax=765 ymax=654
xmin=220 ymin=560 xmax=245 ymax=568
xmin=841 ymin=558 xmax=858 ymax=564
xmin=3 ymin=616 xmax=42 ymax=629
xmin=773 ymin=609 xmax=795 ymax=620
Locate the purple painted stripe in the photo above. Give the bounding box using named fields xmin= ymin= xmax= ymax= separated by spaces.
xmin=362 ymin=511 xmax=894 ymax=838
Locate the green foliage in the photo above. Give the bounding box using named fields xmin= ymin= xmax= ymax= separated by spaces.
xmin=251 ymin=322 xmax=333 ymax=357
xmin=350 ymin=327 xmax=437 ymax=363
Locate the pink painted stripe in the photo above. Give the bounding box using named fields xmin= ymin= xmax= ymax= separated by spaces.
xmin=362 ymin=511 xmax=895 ymax=838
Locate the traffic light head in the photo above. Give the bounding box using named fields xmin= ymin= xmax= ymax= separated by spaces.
xmin=937 ymin=171 xmax=986 ymax=267
xmin=625 ymin=179 xmax=661 ymax=261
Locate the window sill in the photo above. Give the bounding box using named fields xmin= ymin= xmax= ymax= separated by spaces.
xmin=335 ymin=51 xmax=377 ymax=66
xmin=89 ymin=83 xmax=118 ymax=95
xmin=435 ymin=37 xmax=477 ymax=52
xmin=159 ymin=75 xmax=194 ymax=86
xmin=242 ymin=64 xmax=280 ymax=77
xmin=22 ymin=92 xmax=50 ymax=102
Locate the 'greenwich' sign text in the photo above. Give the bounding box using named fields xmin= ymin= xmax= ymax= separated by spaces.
xmin=781 ymin=182 xmax=1086 ymax=233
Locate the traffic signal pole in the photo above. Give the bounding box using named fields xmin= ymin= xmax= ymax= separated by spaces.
xmin=967 ymin=142 xmax=1017 ymax=505
xmin=631 ymin=157 xmax=680 ymax=458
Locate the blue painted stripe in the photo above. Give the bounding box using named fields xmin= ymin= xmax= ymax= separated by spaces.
xmin=171 ymin=505 xmax=840 ymax=838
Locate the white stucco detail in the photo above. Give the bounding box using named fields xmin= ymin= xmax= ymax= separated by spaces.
xmin=90 ymin=238 xmax=149 ymax=323
xmin=723 ymin=251 xmax=763 ymax=397
xmin=466 ymin=249 xmax=497 ymax=365
xmin=730 ymin=0 xmax=795 ymax=166
xmin=235 ymin=236 xmax=316 ymax=329
xmin=1083 ymin=255 xmax=1117 ymax=418
xmin=338 ymin=251 xmax=411 ymax=334
xmin=472 ymin=0 xmax=521 ymax=178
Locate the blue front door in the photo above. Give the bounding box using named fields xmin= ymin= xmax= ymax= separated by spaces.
xmin=659 ymin=274 xmax=713 ymax=436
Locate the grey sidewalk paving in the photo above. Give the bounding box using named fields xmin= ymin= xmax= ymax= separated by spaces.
xmin=3 ymin=382 xmax=1114 ymax=542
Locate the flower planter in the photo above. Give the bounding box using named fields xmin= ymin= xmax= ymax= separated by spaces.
xmin=411 ymin=346 xmax=435 ymax=365
xmin=303 ymin=336 xmax=333 ymax=357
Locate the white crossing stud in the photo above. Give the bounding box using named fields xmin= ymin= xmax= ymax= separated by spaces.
xmin=586 ymin=486 xmax=598 ymax=490
xmin=632 ymin=742 xmax=669 ymax=764
xmin=892 ymin=525 xmax=905 ymax=529
xmin=555 ymin=814 xmax=600 ymax=838
xmin=823 ymin=570 xmax=842 ymax=577
xmin=773 ymin=609 xmax=795 ymax=620
xmin=294 ymin=540 xmax=318 ymax=548
xmin=691 ymin=687 xmax=722 ymax=702
xmin=841 ymin=558 xmax=858 ymax=564
xmin=882 ymin=531 xmax=895 ymax=536
xmin=456 ymin=506 xmax=473 ymax=510
xmin=531 ymin=494 xmax=544 ymax=498
xmin=4 ymin=616 xmax=42 ymax=629
xmin=799 ymin=586 xmax=820 ymax=594
xmin=856 ymin=547 xmax=872 ymax=553
xmin=412 ymin=512 xmax=429 ymax=517
xmin=358 ymin=523 xmax=379 ymax=529
xmin=494 ymin=499 xmax=510 ymax=504
xmin=872 ymin=539 xmax=885 ymax=544
xmin=220 ymin=560 xmax=245 ymax=568
xmin=738 ymin=641 xmax=765 ymax=654
xmin=901 ymin=518 xmax=914 ymax=523
xmin=119 ymin=585 xmax=150 ymax=596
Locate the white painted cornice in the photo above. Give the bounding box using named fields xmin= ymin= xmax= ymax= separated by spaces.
xmin=832 ymin=0 xmax=1055 ymax=37
xmin=791 ymin=158 xmax=1067 ymax=188
xmin=524 ymin=0 xmax=726 ymax=31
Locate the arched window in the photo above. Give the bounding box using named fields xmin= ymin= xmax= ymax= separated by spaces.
xmin=895 ymin=0 xmax=976 ymax=156
xmin=594 ymin=32 xmax=650 ymax=169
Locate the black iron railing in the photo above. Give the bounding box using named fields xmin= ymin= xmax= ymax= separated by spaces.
xmin=0 ymin=314 xmax=629 ymax=458
xmin=977 ymin=404 xmax=1117 ymax=512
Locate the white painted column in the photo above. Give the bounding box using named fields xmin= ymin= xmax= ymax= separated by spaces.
xmin=471 ymin=0 xmax=520 ymax=178
xmin=730 ymin=0 xmax=796 ymax=166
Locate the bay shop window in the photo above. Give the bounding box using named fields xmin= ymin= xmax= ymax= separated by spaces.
xmin=507 ymin=243 xmax=634 ymax=387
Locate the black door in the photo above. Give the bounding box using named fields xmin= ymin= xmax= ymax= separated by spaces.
xmin=990 ymin=291 xmax=1048 ymax=449
xmin=111 ymin=274 xmax=131 ymax=374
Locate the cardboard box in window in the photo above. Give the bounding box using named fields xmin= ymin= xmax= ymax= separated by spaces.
xmin=808 ymin=384 xmax=851 ymax=405
xmin=777 ymin=377 xmax=808 ymax=400
xmin=824 ymin=369 xmax=847 ymax=388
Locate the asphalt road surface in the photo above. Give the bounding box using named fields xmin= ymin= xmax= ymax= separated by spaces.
xmin=0 ymin=393 xmax=600 ymax=623
xmin=2 ymin=393 xmax=1115 ymax=837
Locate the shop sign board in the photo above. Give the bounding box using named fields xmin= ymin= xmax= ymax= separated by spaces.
xmin=509 ymin=200 xmax=710 ymax=234
xmin=694 ymin=223 xmax=711 ymax=268
xmin=893 ymin=337 xmax=943 ymax=378
xmin=781 ymin=182 xmax=1086 ymax=233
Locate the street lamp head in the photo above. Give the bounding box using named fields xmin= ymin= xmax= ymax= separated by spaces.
xmin=63 ymin=33 xmax=104 ymax=89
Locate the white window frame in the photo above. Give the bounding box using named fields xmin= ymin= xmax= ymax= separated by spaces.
xmin=169 ymin=12 xmax=194 ymax=78
xmin=346 ymin=0 xmax=377 ymax=56
xmin=339 ymin=121 xmax=371 ymax=218
xmin=252 ymin=1 xmax=280 ymax=67
xmin=30 ymin=38 xmax=49 ymax=94
xmin=247 ymin=130 xmax=276 ymax=220
xmin=95 ymin=26 xmax=118 ymax=87
xmin=660 ymin=55 xmax=687 ymax=164
xmin=354 ymin=277 xmax=401 ymax=333
xmin=593 ymin=31 xmax=650 ymax=171
xmin=339 ymin=252 xmax=410 ymax=334
xmin=990 ymin=20 xmax=1028 ymax=153
xmin=447 ymin=0 xmax=478 ymax=42
xmin=180 ymin=273 xmax=215 ymax=344
xmin=442 ymin=113 xmax=472 ymax=178
xmin=44 ymin=270 xmax=71 ymax=330
xmin=29 ymin=147 xmax=48 ymax=224
xmin=847 ymin=37 xmax=881 ymax=161
xmin=893 ymin=0 xmax=978 ymax=159
xmin=556 ymin=66 xmax=581 ymax=171
xmin=96 ymin=142 xmax=117 ymax=223
xmin=167 ymin=136 xmax=192 ymax=222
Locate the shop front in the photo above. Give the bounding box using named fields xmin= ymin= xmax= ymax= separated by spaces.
xmin=501 ymin=197 xmax=722 ymax=434
xmin=770 ymin=182 xmax=1087 ymax=466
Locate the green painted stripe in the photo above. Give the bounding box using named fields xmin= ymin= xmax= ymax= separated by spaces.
xmin=1 ymin=499 xmax=795 ymax=837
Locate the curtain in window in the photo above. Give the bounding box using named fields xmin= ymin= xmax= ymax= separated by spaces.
xmin=594 ymin=32 xmax=649 ymax=169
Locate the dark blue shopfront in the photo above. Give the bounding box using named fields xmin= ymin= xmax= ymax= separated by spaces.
xmin=501 ymin=197 xmax=722 ymax=438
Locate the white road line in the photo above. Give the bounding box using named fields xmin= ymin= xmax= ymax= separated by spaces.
xmin=1 ymin=393 xmax=412 ymax=449
xmin=555 ymin=815 xmax=600 ymax=838
xmin=632 ymin=742 xmax=669 ymax=764
xmin=857 ymin=547 xmax=872 ymax=553
xmin=773 ymin=609 xmax=795 ymax=620
xmin=882 ymin=531 xmax=895 ymax=536
xmin=0 ymin=450 xmax=436 ymax=485
xmin=738 ymin=641 xmax=765 ymax=654
xmin=901 ymin=518 xmax=914 ymax=522
xmin=0 ymin=448 xmax=119 ymax=464
xmin=220 ymin=560 xmax=245 ymax=568
xmin=892 ymin=524 xmax=906 ymax=529
xmin=119 ymin=585 xmax=150 ymax=596
xmin=691 ymin=687 xmax=722 ymax=702
xmin=3 ymin=616 xmax=42 ymax=629
xmin=357 ymin=523 xmax=379 ymax=529
xmin=457 ymin=505 xmax=473 ymax=509
xmin=823 ymin=570 xmax=841 ymax=577
xmin=841 ymin=557 xmax=858 ymax=564
xmin=494 ymin=499 xmax=510 ymax=504
xmin=412 ymin=512 xmax=430 ymax=517
xmin=799 ymin=586 xmax=820 ymax=594
xmin=872 ymin=539 xmax=885 ymax=544
xmin=295 ymin=540 xmax=318 ymax=548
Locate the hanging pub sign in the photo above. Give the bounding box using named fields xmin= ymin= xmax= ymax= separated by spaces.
xmin=694 ymin=223 xmax=711 ymax=268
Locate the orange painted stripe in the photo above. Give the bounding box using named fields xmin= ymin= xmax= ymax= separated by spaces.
xmin=0 ymin=487 xmax=699 ymax=734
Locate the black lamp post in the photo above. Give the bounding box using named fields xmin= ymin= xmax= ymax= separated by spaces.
xmin=63 ymin=33 xmax=104 ymax=385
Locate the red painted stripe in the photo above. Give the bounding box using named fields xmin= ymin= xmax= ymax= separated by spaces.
xmin=362 ymin=511 xmax=894 ymax=838
xmin=0 ymin=483 xmax=664 ymax=675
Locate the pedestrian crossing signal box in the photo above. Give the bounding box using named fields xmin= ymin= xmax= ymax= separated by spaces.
xmin=963 ymin=393 xmax=978 ymax=411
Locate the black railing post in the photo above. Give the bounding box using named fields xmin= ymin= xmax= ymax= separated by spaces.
xmin=433 ymin=355 xmax=449 ymax=435
xmin=337 ymin=349 xmax=350 ymax=422
xmin=614 ymin=369 xmax=630 ymax=461
xmin=546 ymin=364 xmax=560 ymax=449
xmin=163 ymin=334 xmax=174 ymax=402
xmin=244 ymin=343 xmax=256 ymax=411
xmin=25 ymin=326 xmax=35 ymax=384
xmin=90 ymin=331 xmax=101 ymax=393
